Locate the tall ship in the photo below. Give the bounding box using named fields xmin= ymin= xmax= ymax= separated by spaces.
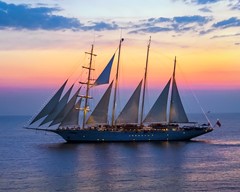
xmin=26 ymin=38 xmax=214 ymax=142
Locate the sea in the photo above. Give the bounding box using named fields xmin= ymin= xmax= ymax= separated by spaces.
xmin=0 ymin=113 xmax=240 ymax=192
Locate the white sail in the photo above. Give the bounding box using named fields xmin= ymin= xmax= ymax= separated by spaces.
xmin=87 ymin=81 xmax=113 ymax=125
xmin=30 ymin=79 xmax=68 ymax=125
xmin=169 ymin=78 xmax=189 ymax=123
xmin=39 ymin=84 xmax=74 ymax=126
xmin=59 ymin=98 xmax=82 ymax=127
xmin=50 ymin=87 xmax=81 ymax=126
xmin=144 ymin=78 xmax=171 ymax=123
xmin=116 ymin=80 xmax=143 ymax=124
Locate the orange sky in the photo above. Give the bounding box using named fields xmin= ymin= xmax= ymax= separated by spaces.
xmin=1 ymin=41 xmax=239 ymax=91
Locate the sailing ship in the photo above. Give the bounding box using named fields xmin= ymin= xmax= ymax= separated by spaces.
xmin=26 ymin=37 xmax=213 ymax=142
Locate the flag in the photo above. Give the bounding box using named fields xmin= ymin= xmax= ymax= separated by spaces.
xmin=216 ymin=119 xmax=221 ymax=127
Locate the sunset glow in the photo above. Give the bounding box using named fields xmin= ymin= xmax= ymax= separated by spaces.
xmin=0 ymin=0 xmax=240 ymax=115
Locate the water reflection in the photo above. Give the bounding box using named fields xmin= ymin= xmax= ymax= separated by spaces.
xmin=36 ymin=141 xmax=205 ymax=191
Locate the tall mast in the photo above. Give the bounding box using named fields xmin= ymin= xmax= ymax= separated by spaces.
xmin=140 ymin=36 xmax=151 ymax=126
xmin=82 ymin=44 xmax=97 ymax=128
xmin=111 ymin=38 xmax=124 ymax=126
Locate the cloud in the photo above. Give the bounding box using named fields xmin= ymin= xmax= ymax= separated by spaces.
xmin=83 ymin=21 xmax=118 ymax=31
xmin=129 ymin=15 xmax=212 ymax=34
xmin=148 ymin=17 xmax=172 ymax=23
xmin=129 ymin=26 xmax=172 ymax=34
xmin=0 ymin=1 xmax=82 ymax=30
xmin=0 ymin=1 xmax=212 ymax=35
xmin=173 ymin=15 xmax=210 ymax=25
xmin=199 ymin=7 xmax=212 ymax=12
xmin=199 ymin=29 xmax=214 ymax=35
xmin=235 ymin=42 xmax=240 ymax=45
xmin=200 ymin=17 xmax=240 ymax=35
xmin=146 ymin=16 xmax=210 ymax=25
xmin=212 ymin=17 xmax=240 ymax=28
xmin=210 ymin=33 xmax=240 ymax=39
xmin=0 ymin=1 xmax=118 ymax=31
xmin=181 ymin=0 xmax=219 ymax=5
xmin=178 ymin=0 xmax=221 ymax=5
xmin=192 ymin=0 xmax=219 ymax=4
xmin=2 ymin=0 xmax=237 ymax=37
xmin=228 ymin=1 xmax=240 ymax=10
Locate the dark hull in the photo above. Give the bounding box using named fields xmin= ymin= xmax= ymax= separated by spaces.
xmin=52 ymin=127 xmax=213 ymax=143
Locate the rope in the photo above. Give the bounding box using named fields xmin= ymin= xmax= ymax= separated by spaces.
xmin=177 ymin=59 xmax=213 ymax=127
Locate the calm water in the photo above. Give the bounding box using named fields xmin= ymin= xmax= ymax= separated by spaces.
xmin=0 ymin=113 xmax=240 ymax=192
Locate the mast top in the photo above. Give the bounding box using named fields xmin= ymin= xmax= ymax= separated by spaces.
xmin=173 ymin=56 xmax=177 ymax=78
xmin=148 ymin=36 xmax=151 ymax=46
xmin=85 ymin=44 xmax=97 ymax=56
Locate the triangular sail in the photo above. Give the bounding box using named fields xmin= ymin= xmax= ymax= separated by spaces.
xmin=116 ymin=80 xmax=143 ymax=124
xmin=59 ymin=98 xmax=82 ymax=127
xmin=86 ymin=81 xmax=113 ymax=125
xmin=93 ymin=54 xmax=115 ymax=86
xmin=169 ymin=78 xmax=189 ymax=123
xmin=39 ymin=84 xmax=74 ymax=126
xmin=144 ymin=78 xmax=171 ymax=123
xmin=49 ymin=87 xmax=81 ymax=126
xmin=30 ymin=79 xmax=68 ymax=125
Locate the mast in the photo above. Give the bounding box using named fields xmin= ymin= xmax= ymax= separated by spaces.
xmin=169 ymin=56 xmax=177 ymax=123
xmin=169 ymin=56 xmax=189 ymax=123
xmin=82 ymin=44 xmax=97 ymax=128
xmin=140 ymin=36 xmax=151 ymax=126
xmin=111 ymin=38 xmax=124 ymax=126
xmin=173 ymin=56 xmax=176 ymax=79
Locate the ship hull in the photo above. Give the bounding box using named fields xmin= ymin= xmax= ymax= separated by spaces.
xmin=52 ymin=127 xmax=213 ymax=143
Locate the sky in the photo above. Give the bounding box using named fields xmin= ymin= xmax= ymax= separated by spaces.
xmin=0 ymin=0 xmax=240 ymax=115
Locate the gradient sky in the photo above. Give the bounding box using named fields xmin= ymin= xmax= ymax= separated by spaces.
xmin=0 ymin=0 xmax=240 ymax=115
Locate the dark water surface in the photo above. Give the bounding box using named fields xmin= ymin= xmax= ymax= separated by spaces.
xmin=0 ymin=114 xmax=240 ymax=192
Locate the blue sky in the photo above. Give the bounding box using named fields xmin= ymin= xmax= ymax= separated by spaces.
xmin=0 ymin=0 xmax=240 ymax=36
xmin=0 ymin=0 xmax=239 ymax=51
